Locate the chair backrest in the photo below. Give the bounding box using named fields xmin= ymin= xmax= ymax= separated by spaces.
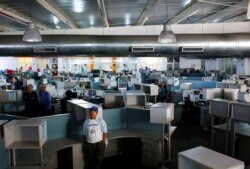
xmin=210 ymin=99 xmax=233 ymax=118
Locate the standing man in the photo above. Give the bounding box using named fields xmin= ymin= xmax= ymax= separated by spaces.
xmin=23 ymin=84 xmax=39 ymax=117
xmin=82 ymin=106 xmax=107 ymax=169
xmin=38 ymin=84 xmax=51 ymax=116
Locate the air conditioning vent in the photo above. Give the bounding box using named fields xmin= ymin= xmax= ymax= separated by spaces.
xmin=182 ymin=46 xmax=204 ymax=53
xmin=132 ymin=46 xmax=154 ymax=53
xmin=33 ymin=46 xmax=57 ymax=53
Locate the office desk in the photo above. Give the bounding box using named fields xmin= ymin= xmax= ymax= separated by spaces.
xmin=178 ymin=146 xmax=244 ymax=169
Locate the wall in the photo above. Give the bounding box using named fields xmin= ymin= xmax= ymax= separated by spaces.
xmin=0 ymin=57 xmax=18 ymax=70
xmin=205 ymin=59 xmax=219 ymax=71
xmin=180 ymin=57 xmax=201 ymax=70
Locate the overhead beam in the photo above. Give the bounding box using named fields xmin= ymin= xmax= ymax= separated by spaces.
xmin=0 ymin=6 xmax=47 ymax=30
xmin=167 ymin=2 xmax=202 ymax=24
xmin=36 ymin=0 xmax=78 ymax=28
xmin=96 ymin=0 xmax=109 ymax=27
xmin=196 ymin=0 xmax=248 ymax=23
xmin=0 ymin=25 xmax=18 ymax=32
xmin=223 ymin=13 xmax=247 ymax=22
xmin=136 ymin=0 xmax=161 ymax=26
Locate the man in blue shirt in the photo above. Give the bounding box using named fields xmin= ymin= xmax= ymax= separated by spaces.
xmin=38 ymin=84 xmax=51 ymax=116
xmin=82 ymin=106 xmax=107 ymax=169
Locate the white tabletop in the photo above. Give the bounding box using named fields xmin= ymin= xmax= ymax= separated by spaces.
xmin=179 ymin=146 xmax=244 ymax=169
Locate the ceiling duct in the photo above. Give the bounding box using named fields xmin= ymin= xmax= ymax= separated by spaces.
xmin=0 ymin=34 xmax=250 ymax=58
xmin=131 ymin=46 xmax=154 ymax=53
xmin=182 ymin=46 xmax=204 ymax=53
xmin=33 ymin=46 xmax=57 ymax=53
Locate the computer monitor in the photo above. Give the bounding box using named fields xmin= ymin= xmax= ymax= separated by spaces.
xmin=88 ymin=89 xmax=96 ymax=97
xmin=71 ymin=92 xmax=78 ymax=98
xmin=118 ymin=82 xmax=127 ymax=91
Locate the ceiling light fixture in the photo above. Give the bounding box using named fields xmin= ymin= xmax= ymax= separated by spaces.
xmin=23 ymin=23 xmax=42 ymax=42
xmin=23 ymin=1 xmax=42 ymax=42
xmin=247 ymin=0 xmax=250 ymax=19
xmin=158 ymin=0 xmax=176 ymax=43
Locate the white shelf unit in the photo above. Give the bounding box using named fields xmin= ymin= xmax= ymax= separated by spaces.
xmin=67 ymin=99 xmax=89 ymax=113
xmin=150 ymin=103 xmax=175 ymax=167
xmin=150 ymin=103 xmax=174 ymax=124
xmin=124 ymin=92 xmax=146 ymax=108
xmin=133 ymin=83 xmax=142 ymax=91
xmin=3 ymin=119 xmax=47 ymax=167
xmin=0 ymin=120 xmax=8 ymax=138
xmin=104 ymin=93 xmax=124 ymax=109
xmin=75 ymin=103 xmax=103 ymax=121
xmin=178 ymin=146 xmax=244 ymax=169
xmin=0 ymin=90 xmax=23 ymax=113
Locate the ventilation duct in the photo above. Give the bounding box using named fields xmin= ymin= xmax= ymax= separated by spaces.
xmin=0 ymin=34 xmax=250 ymax=58
xmin=182 ymin=46 xmax=204 ymax=53
xmin=131 ymin=46 xmax=154 ymax=53
xmin=33 ymin=46 xmax=57 ymax=53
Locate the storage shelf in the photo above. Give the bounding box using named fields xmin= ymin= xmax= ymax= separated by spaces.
xmin=7 ymin=141 xmax=40 ymax=149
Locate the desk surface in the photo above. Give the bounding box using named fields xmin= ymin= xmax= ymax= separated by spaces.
xmin=179 ymin=146 xmax=244 ymax=169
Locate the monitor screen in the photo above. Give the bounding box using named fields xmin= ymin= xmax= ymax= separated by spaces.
xmin=71 ymin=92 xmax=78 ymax=98
xmin=118 ymin=83 xmax=127 ymax=89
xmin=88 ymin=89 xmax=96 ymax=97
xmin=199 ymin=93 xmax=203 ymax=100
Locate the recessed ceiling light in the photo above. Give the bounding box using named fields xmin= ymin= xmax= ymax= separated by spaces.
xmin=73 ymin=0 xmax=85 ymax=13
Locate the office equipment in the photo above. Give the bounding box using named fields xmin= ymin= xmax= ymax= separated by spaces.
xmin=223 ymin=88 xmax=239 ymax=100
xmin=124 ymin=91 xmax=146 ymax=107
xmin=201 ymin=88 xmax=222 ymax=100
xmin=71 ymin=92 xmax=78 ymax=98
xmin=180 ymin=83 xmax=192 ymax=90
xmin=238 ymin=92 xmax=250 ymax=102
xmin=118 ymin=82 xmax=127 ymax=91
xmin=88 ymin=89 xmax=96 ymax=97
xmin=99 ymin=78 xmax=111 ymax=87
xmin=189 ymin=90 xmax=200 ymax=102
xmin=178 ymin=146 xmax=244 ymax=169
xmin=4 ymin=119 xmax=47 ymax=167
xmin=104 ymin=93 xmax=124 ymax=109
xmin=75 ymin=103 xmax=103 ymax=121
xmin=167 ymin=77 xmax=179 ymax=86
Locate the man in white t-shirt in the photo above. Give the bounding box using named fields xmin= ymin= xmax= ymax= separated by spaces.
xmin=82 ymin=106 xmax=107 ymax=169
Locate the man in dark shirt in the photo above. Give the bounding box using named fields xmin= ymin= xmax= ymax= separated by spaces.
xmin=60 ymin=90 xmax=72 ymax=113
xmin=23 ymin=84 xmax=39 ymax=117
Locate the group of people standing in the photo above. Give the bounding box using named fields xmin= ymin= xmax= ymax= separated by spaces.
xmin=23 ymin=84 xmax=51 ymax=117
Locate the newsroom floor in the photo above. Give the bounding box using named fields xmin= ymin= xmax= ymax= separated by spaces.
xmin=101 ymin=105 xmax=211 ymax=169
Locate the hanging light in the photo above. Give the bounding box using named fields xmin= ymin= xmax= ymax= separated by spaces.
xmin=247 ymin=0 xmax=250 ymax=19
xmin=158 ymin=0 xmax=176 ymax=43
xmin=158 ymin=24 xmax=176 ymax=43
xmin=23 ymin=23 xmax=42 ymax=42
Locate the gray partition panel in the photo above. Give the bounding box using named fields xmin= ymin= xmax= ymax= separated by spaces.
xmin=231 ymin=103 xmax=250 ymax=122
xmin=210 ymin=99 xmax=232 ymax=118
